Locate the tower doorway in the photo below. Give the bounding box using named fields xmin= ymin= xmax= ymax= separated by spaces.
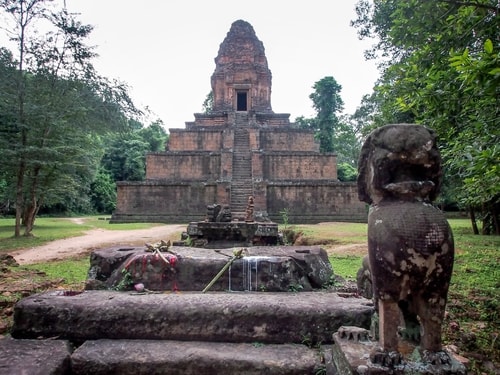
xmin=236 ymin=91 xmax=248 ymax=111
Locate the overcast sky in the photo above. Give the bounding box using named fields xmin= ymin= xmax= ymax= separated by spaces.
xmin=7 ymin=1 xmax=381 ymax=131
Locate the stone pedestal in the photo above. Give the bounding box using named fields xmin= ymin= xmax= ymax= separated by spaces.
xmin=86 ymin=245 xmax=333 ymax=292
xmin=331 ymin=327 xmax=466 ymax=375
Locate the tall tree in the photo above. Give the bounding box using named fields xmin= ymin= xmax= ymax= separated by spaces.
xmin=296 ymin=77 xmax=361 ymax=180
xmin=309 ymin=76 xmax=344 ymax=153
xmin=352 ymin=0 xmax=499 ymax=233
xmin=1 ymin=0 xmax=138 ymax=236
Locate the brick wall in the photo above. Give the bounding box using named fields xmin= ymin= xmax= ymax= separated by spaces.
xmin=111 ymin=181 xmax=228 ymax=223
xmin=111 ymin=180 xmax=366 ymax=224
xmin=146 ymin=152 xmax=221 ymax=180
xmin=168 ymin=130 xmax=224 ymax=151
xmin=263 ymin=152 xmax=337 ymax=180
xmin=259 ymin=129 xmax=319 ymax=152
xmin=266 ymin=182 xmax=367 ymax=223
xmin=255 ymin=113 xmax=290 ymax=126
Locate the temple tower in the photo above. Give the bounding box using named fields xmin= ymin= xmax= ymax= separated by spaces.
xmin=211 ymin=20 xmax=273 ymax=113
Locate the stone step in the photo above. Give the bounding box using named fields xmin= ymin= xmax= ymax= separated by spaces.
xmin=0 ymin=337 xmax=72 ymax=375
xmin=71 ymin=339 xmax=330 ymax=375
xmin=12 ymin=291 xmax=372 ymax=344
xmin=0 ymin=337 xmax=334 ymax=375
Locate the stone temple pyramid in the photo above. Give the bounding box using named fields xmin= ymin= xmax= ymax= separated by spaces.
xmin=111 ymin=20 xmax=365 ymax=224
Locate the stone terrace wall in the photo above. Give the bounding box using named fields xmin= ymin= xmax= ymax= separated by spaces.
xmin=190 ymin=112 xmax=229 ymax=127
xmin=255 ymin=113 xmax=291 ymax=126
xmin=112 ymin=181 xmax=229 ymax=223
xmin=146 ymin=152 xmax=221 ymax=181
xmin=112 ymin=180 xmax=367 ymax=224
xmin=259 ymin=129 xmax=320 ymax=152
xmin=266 ymin=182 xmax=367 ymax=223
xmin=168 ymin=129 xmax=225 ymax=151
xmin=263 ymin=152 xmax=337 ymax=180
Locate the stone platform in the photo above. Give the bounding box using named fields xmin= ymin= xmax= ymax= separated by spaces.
xmin=331 ymin=327 xmax=466 ymax=375
xmin=186 ymin=220 xmax=280 ymax=247
xmin=86 ymin=245 xmax=333 ymax=292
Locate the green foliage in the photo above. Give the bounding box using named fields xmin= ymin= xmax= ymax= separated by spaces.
xmin=337 ymin=162 xmax=358 ymax=182
xmin=202 ymin=91 xmax=214 ymax=113
xmin=0 ymin=1 xmax=141 ymax=236
xmin=308 ymin=77 xmax=344 ymax=153
xmin=100 ymin=121 xmax=168 ymax=183
xmin=112 ymin=268 xmax=134 ymax=291
xmin=279 ymin=207 xmax=290 ymax=228
xmin=90 ymin=168 xmax=116 ymax=213
xmin=351 ymin=0 xmax=500 ymax=234
xmin=297 ymin=77 xmax=361 ymax=164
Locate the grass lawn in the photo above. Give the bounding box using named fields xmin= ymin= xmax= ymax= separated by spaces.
xmin=0 ymin=216 xmax=164 ymax=252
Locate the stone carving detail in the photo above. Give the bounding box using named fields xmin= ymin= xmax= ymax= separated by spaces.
xmin=206 ymin=204 xmax=232 ymax=223
xmin=357 ymin=124 xmax=454 ymax=363
xmin=216 ymin=206 xmax=232 ymax=222
xmin=245 ymin=196 xmax=254 ymax=222
xmin=206 ymin=204 xmax=222 ymax=222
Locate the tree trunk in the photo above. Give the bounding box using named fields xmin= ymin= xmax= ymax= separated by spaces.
xmin=23 ymin=201 xmax=37 ymax=236
xmin=493 ymin=204 xmax=499 ymax=236
xmin=14 ymin=152 xmax=26 ymax=237
xmin=469 ymin=207 xmax=479 ymax=235
xmin=23 ymin=166 xmax=41 ymax=237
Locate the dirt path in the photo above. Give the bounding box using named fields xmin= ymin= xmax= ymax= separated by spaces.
xmin=10 ymin=224 xmax=185 ymax=265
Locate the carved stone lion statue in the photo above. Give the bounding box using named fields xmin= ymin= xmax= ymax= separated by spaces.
xmin=357 ymin=124 xmax=454 ymax=363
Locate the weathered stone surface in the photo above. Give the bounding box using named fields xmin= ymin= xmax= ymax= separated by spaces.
xmin=71 ymin=339 xmax=323 ymax=375
xmin=186 ymin=221 xmax=279 ymax=247
xmin=357 ymin=124 xmax=455 ymax=357
xmin=12 ymin=291 xmax=373 ymax=344
xmin=331 ymin=328 xmax=466 ymax=375
xmin=356 ymin=255 xmax=372 ymax=299
xmin=0 ymin=337 xmax=71 ymax=375
xmin=86 ymin=245 xmax=333 ymax=292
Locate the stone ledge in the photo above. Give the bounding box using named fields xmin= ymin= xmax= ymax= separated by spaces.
xmin=12 ymin=291 xmax=373 ymax=344
xmin=71 ymin=339 xmax=323 ymax=375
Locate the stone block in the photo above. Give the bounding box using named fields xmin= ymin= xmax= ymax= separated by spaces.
xmin=12 ymin=291 xmax=373 ymax=344
xmin=85 ymin=245 xmax=333 ymax=292
xmin=71 ymin=339 xmax=323 ymax=375
xmin=0 ymin=337 xmax=71 ymax=375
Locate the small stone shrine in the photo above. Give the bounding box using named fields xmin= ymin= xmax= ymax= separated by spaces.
xmin=111 ymin=19 xmax=366 ymax=224
xmin=331 ymin=124 xmax=466 ymax=375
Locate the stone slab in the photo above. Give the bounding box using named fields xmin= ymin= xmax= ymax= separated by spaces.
xmin=331 ymin=328 xmax=466 ymax=375
xmin=86 ymin=245 xmax=333 ymax=292
xmin=12 ymin=291 xmax=373 ymax=344
xmin=71 ymin=339 xmax=324 ymax=375
xmin=0 ymin=337 xmax=71 ymax=375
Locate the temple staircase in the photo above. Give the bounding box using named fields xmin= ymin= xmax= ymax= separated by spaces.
xmin=231 ymin=112 xmax=253 ymax=218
